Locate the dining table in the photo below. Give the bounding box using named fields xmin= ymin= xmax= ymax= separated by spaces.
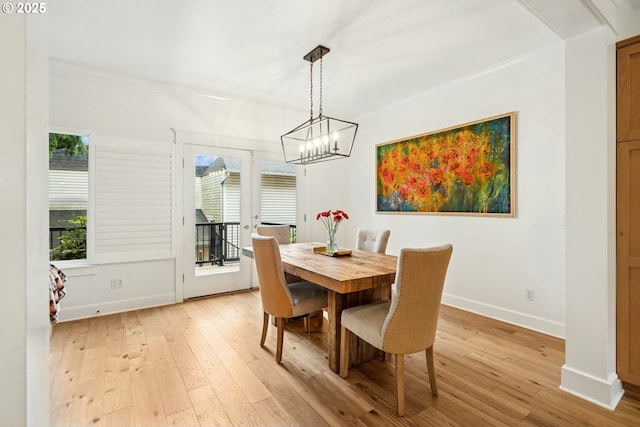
xmin=243 ymin=241 xmax=397 ymax=373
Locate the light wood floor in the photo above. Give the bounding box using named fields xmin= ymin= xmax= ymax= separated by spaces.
xmin=50 ymin=290 xmax=640 ymax=426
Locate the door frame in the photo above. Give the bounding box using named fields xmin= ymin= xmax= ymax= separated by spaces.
xmin=179 ymin=143 xmax=254 ymax=299
xmin=174 ymin=136 xmax=305 ymax=301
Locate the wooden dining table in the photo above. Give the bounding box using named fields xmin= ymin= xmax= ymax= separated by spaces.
xmin=243 ymin=241 xmax=397 ymax=373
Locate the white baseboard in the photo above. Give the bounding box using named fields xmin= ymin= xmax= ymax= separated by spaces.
xmin=57 ymin=292 xmax=177 ymax=322
xmin=441 ymin=293 xmax=566 ymax=338
xmin=560 ymin=365 xmax=624 ymax=410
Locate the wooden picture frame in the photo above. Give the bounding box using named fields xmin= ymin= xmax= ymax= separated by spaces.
xmin=376 ymin=112 xmax=515 ymax=216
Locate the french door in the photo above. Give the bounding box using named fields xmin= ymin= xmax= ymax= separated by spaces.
xmin=182 ymin=144 xmax=252 ymax=298
xmin=182 ymin=144 xmax=300 ymax=299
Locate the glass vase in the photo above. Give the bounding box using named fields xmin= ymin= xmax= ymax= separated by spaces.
xmin=326 ymin=230 xmax=338 ymax=255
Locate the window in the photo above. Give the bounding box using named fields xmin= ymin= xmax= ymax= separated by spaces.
xmin=48 ymin=132 xmax=172 ymax=264
xmin=48 ymin=132 xmax=89 ymax=261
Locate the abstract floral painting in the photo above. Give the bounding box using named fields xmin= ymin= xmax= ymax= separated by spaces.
xmin=376 ymin=113 xmax=515 ymax=216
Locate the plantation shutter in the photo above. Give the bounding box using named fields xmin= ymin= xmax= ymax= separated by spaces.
xmin=260 ymin=174 xmax=296 ymax=225
xmin=93 ymin=136 xmax=172 ymax=263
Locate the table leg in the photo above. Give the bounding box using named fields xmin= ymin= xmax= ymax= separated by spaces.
xmin=327 ymin=285 xmax=392 ymax=373
xmin=326 ymin=290 xmax=344 ymax=373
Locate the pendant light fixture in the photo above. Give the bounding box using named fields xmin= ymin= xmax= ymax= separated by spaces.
xmin=281 ymin=45 xmax=358 ymax=165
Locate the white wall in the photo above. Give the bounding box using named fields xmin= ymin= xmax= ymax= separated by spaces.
xmin=51 ymin=61 xmax=299 ymax=145
xmin=1 ymin=14 xmax=50 ymax=426
xmin=323 ymin=44 xmax=567 ymax=337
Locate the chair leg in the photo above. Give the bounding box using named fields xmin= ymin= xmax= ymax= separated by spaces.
xmin=275 ymin=317 xmax=285 ymax=363
xmin=303 ymin=315 xmax=310 ymax=333
xmin=396 ymin=354 xmax=405 ymax=416
xmin=339 ymin=326 xmax=349 ymax=378
xmin=426 ymin=345 xmax=438 ymax=396
xmin=260 ymin=312 xmax=269 ymax=347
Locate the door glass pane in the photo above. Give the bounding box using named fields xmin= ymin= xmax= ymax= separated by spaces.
xmin=194 ymin=155 xmax=241 ymax=276
xmin=260 ymin=160 xmax=297 ymax=242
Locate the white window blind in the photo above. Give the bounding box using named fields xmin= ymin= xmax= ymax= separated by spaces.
xmin=94 ymin=137 xmax=172 ymax=263
xmin=261 ymin=174 xmax=296 ymax=225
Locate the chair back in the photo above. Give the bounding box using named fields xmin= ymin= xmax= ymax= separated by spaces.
xmin=257 ymin=224 xmax=291 ymax=244
xmin=355 ymin=228 xmax=391 ymax=254
xmin=251 ymin=234 xmax=294 ymax=318
xmin=381 ymin=244 xmax=453 ymax=354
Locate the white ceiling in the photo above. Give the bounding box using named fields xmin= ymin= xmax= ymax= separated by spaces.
xmin=48 ymin=0 xmax=609 ymax=118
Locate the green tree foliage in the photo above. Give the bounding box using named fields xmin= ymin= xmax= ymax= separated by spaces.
xmin=52 ymin=215 xmax=87 ymax=260
xmin=49 ymin=133 xmax=87 ymax=158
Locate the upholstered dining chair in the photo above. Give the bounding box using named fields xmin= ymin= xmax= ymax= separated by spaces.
xmin=339 ymin=244 xmax=453 ymax=416
xmin=355 ymin=228 xmax=391 ymax=254
xmin=257 ymin=224 xmax=291 ymax=244
xmin=251 ymin=234 xmax=327 ymax=363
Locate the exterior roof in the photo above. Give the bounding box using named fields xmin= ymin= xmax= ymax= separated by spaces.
xmin=49 ymin=148 xmax=88 ymax=171
xmin=197 ymin=157 xmax=226 ymax=177
xmin=196 ymin=209 xmax=210 ymax=223
xmin=260 ymin=160 xmax=296 ymax=176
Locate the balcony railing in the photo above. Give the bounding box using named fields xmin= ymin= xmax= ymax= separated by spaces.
xmin=195 ymin=222 xmax=241 ymax=266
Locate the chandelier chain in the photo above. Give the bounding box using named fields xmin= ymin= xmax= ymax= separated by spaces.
xmin=309 ymin=61 xmax=313 ymax=120
xmin=308 ymin=52 xmax=324 ymax=120
xmin=319 ymin=56 xmax=323 ymax=117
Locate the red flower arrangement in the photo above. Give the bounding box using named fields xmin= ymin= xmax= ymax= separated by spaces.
xmin=316 ymin=210 xmax=349 ymax=254
xmin=316 ymin=209 xmax=349 ymax=235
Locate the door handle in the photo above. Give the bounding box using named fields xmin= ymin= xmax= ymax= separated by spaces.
xmin=244 ymin=225 xmax=250 ymax=230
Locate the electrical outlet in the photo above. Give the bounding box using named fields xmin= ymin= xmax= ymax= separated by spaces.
xmin=110 ymin=278 xmax=123 ymax=289
xmin=525 ymin=289 xmax=534 ymax=301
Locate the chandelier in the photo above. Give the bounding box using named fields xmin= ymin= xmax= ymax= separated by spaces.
xmin=281 ymin=45 xmax=358 ymax=165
